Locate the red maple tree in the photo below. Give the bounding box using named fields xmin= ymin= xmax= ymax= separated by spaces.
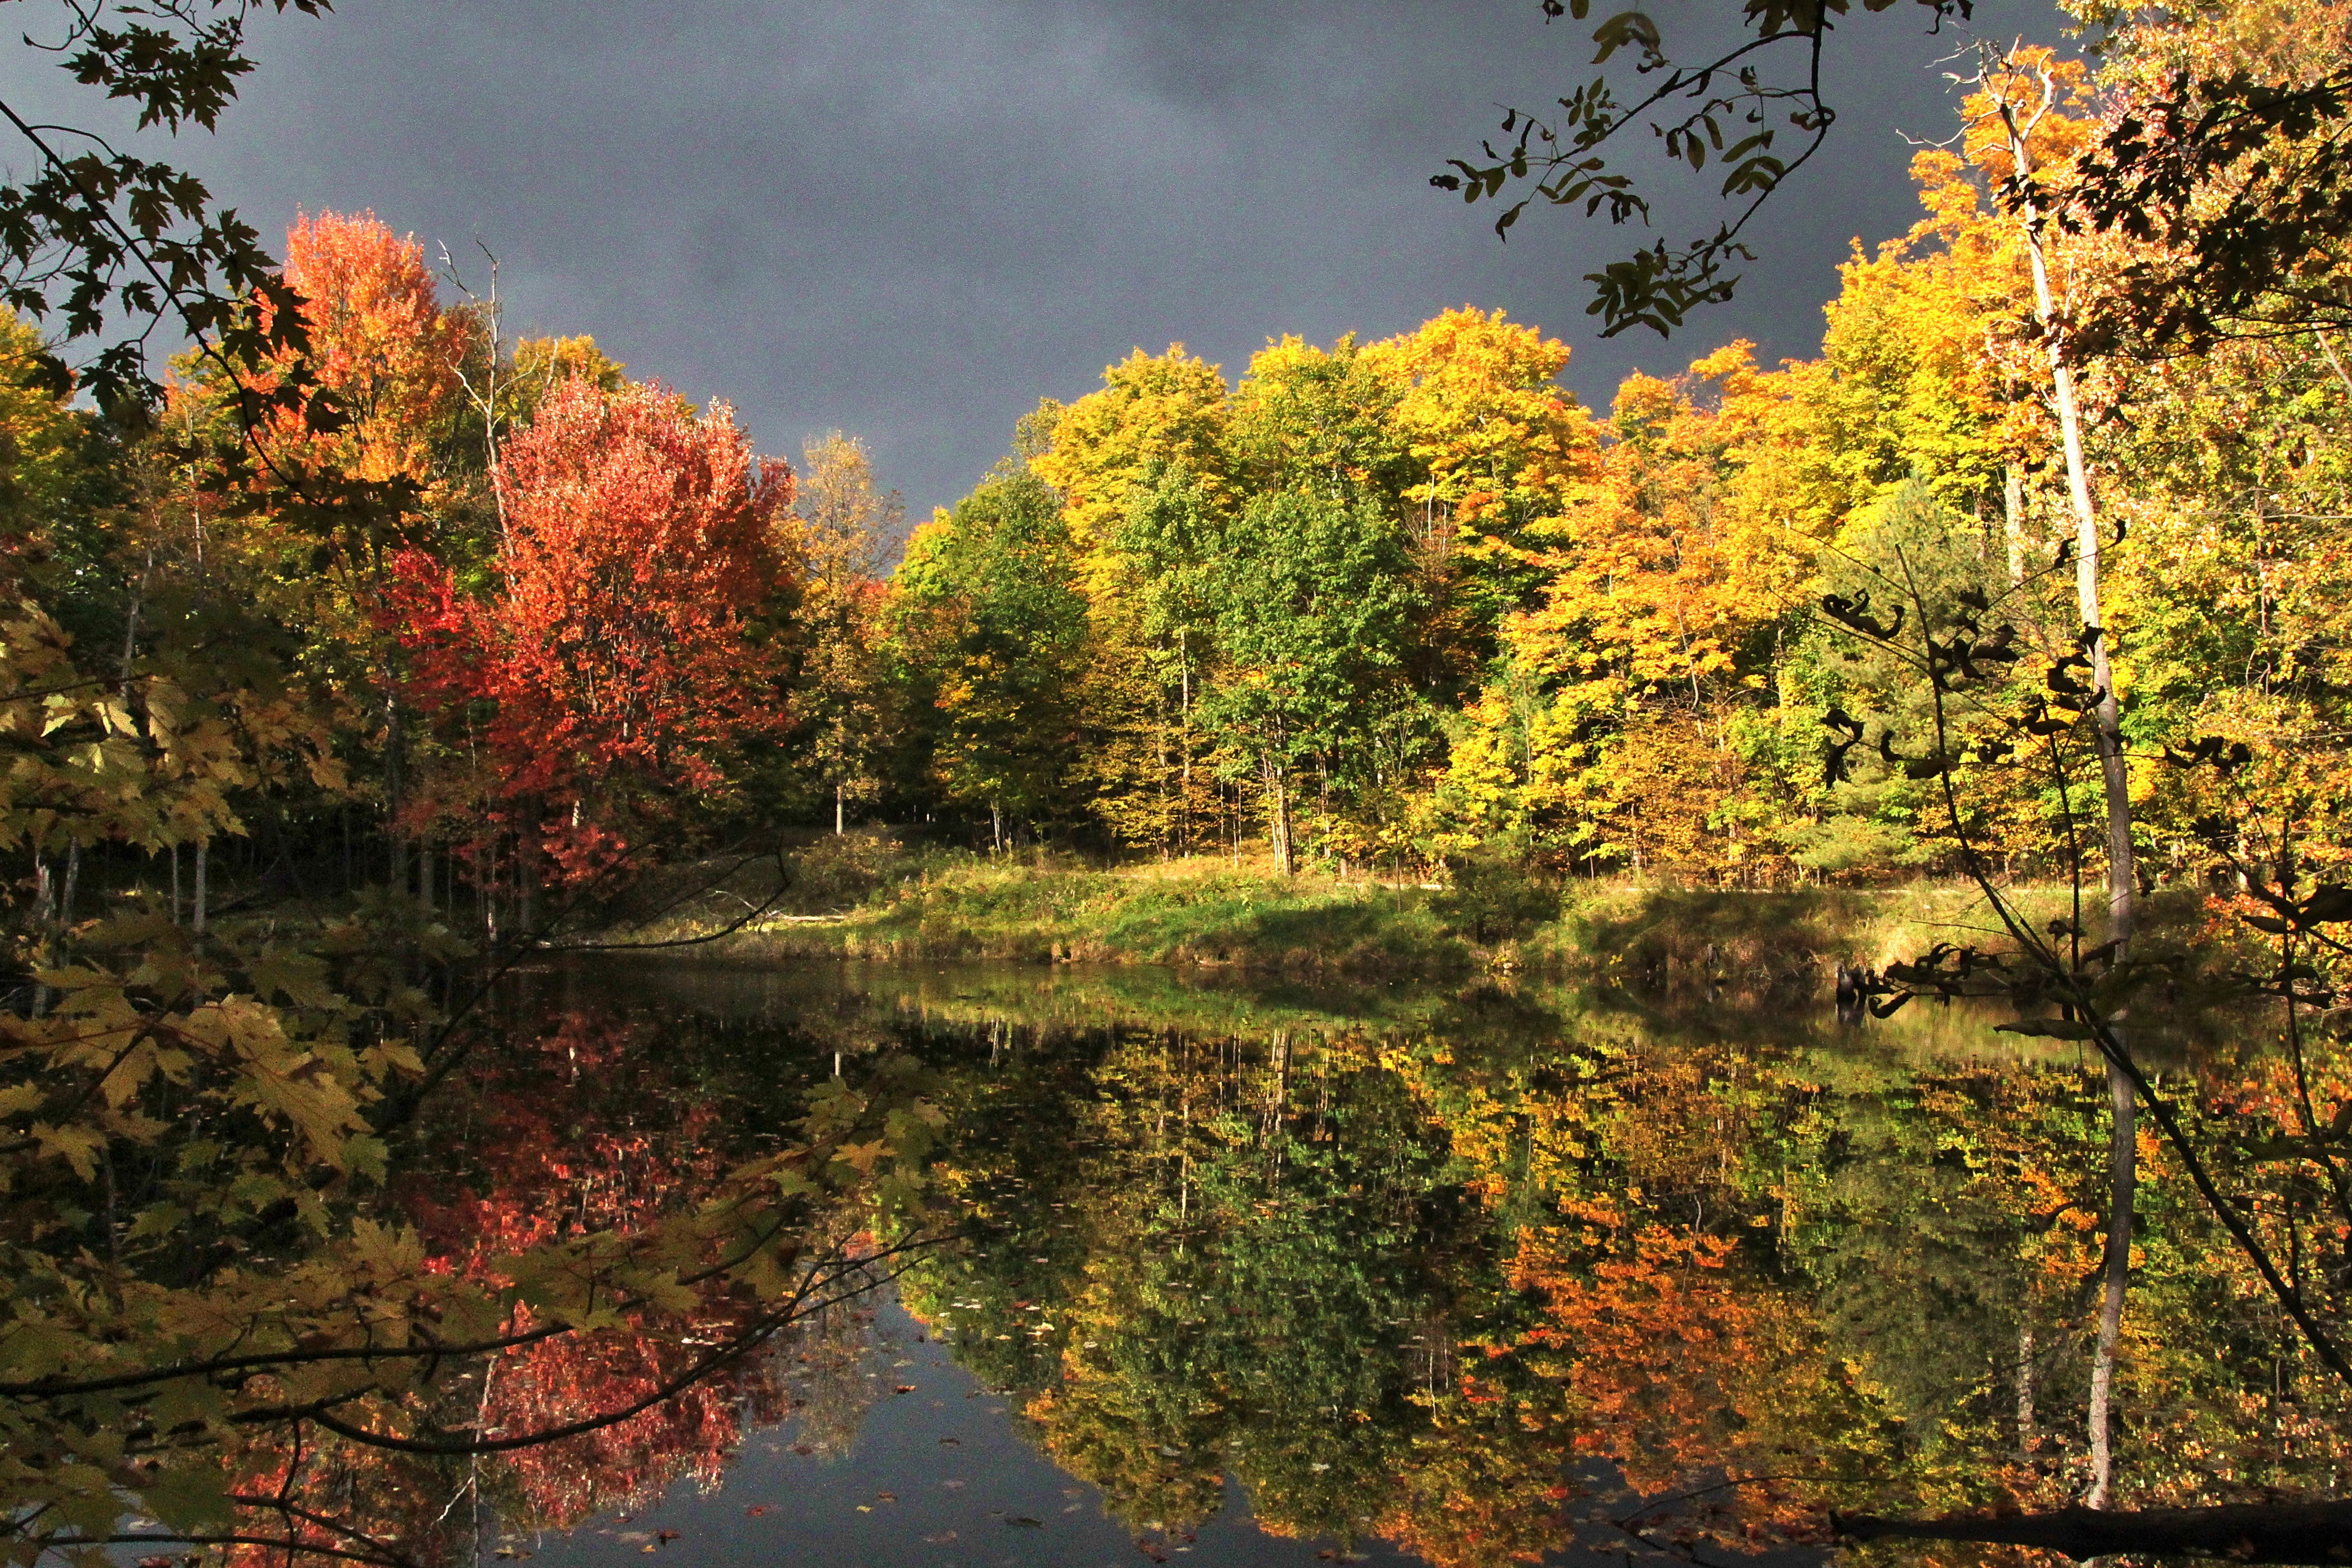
xmin=391 ymin=377 xmax=794 ymax=873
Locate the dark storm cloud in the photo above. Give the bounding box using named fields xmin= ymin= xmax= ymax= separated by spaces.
xmin=4 ymin=0 xmax=2057 ymax=518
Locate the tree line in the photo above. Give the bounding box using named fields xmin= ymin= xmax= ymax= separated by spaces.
xmin=852 ymin=37 xmax=2346 ymax=895
xmin=6 ymin=15 xmax=2338 ymax=913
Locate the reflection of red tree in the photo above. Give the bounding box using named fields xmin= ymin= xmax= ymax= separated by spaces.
xmin=491 ymin=1310 xmax=795 ymax=1528
xmin=395 ymin=1014 xmax=727 ymax=1269
xmin=412 ymin=1013 xmax=779 ymax=1528
xmin=212 ymin=1011 xmax=799 ymax=1565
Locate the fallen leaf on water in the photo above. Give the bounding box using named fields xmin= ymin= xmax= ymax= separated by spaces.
xmin=617 ymin=1533 xmax=651 ymax=1544
xmin=744 ymin=1505 xmax=770 ymax=1517
xmin=894 ymin=1383 xmax=918 ymax=1394
xmin=790 ymin=1444 xmax=815 ymax=1456
xmin=657 ymin=1531 xmax=680 ymax=1543
xmin=1009 ymin=1516 xmax=1044 ymax=1527
xmin=1064 ymin=1503 xmax=1084 ymax=1514
xmin=877 ymin=1492 xmax=898 ymax=1503
xmin=943 ymin=1479 xmax=966 ymax=1489
xmin=922 ymin=1531 xmax=959 ymax=1544
xmin=856 ymin=1505 xmax=872 ymax=1514
xmin=938 ymin=1437 xmax=961 ymax=1446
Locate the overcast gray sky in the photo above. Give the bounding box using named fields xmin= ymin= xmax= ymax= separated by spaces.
xmin=12 ymin=0 xmax=2062 ymax=519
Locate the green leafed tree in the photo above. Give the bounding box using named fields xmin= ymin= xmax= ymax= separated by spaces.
xmin=888 ymin=448 xmax=1089 ymax=850
xmin=1197 ymin=487 xmax=1420 ymax=874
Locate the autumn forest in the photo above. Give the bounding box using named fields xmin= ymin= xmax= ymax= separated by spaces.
xmin=6 ymin=0 xmax=2352 ymax=1564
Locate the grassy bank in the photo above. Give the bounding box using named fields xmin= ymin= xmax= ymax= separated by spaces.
xmin=635 ymin=834 xmax=2219 ymax=986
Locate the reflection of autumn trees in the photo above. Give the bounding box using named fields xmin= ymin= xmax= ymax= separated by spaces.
xmin=195 ymin=1002 xmax=912 ymax=1567
xmin=402 ymin=1011 xmax=814 ymax=1535
xmin=172 ymin=972 xmax=2352 ymax=1568
xmin=901 ymin=1005 xmax=2352 ymax=1565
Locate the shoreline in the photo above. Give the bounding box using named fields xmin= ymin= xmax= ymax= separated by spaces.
xmin=616 ymin=843 xmax=2229 ymax=988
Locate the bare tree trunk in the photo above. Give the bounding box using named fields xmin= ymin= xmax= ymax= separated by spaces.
xmin=2089 ymin=1061 xmax=2135 ymax=1506
xmin=1997 ymin=52 xmax=2136 ymax=948
xmin=2318 ymin=329 xmax=2352 ymax=399
xmin=1996 ymin=63 xmax=2138 ymax=1506
xmin=2016 ymin=1319 xmax=2037 ymax=1458
xmin=1262 ymin=758 xmax=1293 ymax=876
xmin=193 ymin=837 xmax=208 ymax=936
xmin=836 ymin=783 xmax=845 ymax=837
xmin=2003 ymin=463 xmax=2027 ymax=586
xmin=1179 ymin=630 xmax=1193 ymax=855
xmin=516 ymin=812 xmax=538 ymax=940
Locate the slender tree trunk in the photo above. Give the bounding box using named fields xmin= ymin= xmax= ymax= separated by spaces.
xmin=2089 ymin=1061 xmax=2135 ymax=1507
xmin=2007 ymin=94 xmax=2134 ymax=947
xmin=2017 ymin=1318 xmax=2037 ymax=1458
xmin=836 ymin=783 xmax=845 ymax=837
xmin=193 ymin=837 xmax=208 ymax=936
xmin=517 ymin=811 xmax=538 ymax=940
xmin=170 ymin=843 xmax=181 ymax=926
xmin=1179 ymin=630 xmax=1193 ymax=855
xmin=2317 ymin=329 xmax=2352 ymax=399
xmin=2003 ymin=463 xmax=2027 ymax=586
xmin=1263 ymin=757 xmax=1293 ymax=876
xmin=2001 ymin=75 xmax=2137 ymax=1505
xmin=61 ymin=840 xmax=78 ymax=929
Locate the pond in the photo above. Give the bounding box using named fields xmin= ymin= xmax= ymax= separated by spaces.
xmin=355 ymin=957 xmax=2334 ymax=1567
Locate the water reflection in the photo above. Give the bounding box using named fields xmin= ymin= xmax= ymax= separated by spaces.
xmin=373 ymin=959 xmax=2334 ymax=1566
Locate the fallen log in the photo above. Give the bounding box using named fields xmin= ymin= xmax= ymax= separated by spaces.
xmin=1834 ymin=1501 xmax=2352 ymax=1563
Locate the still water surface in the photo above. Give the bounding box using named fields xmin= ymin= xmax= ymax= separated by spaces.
xmin=410 ymin=958 xmax=2315 ymax=1567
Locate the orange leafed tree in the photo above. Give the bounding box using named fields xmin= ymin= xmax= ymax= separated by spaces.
xmin=392 ymin=377 xmax=794 ymax=871
xmin=269 ymin=208 xmax=476 ymax=485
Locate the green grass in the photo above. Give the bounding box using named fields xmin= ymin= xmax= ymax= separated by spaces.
xmin=724 ymin=850 xmax=1477 ymax=976
xmin=668 ymin=838 xmax=2229 ymax=983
